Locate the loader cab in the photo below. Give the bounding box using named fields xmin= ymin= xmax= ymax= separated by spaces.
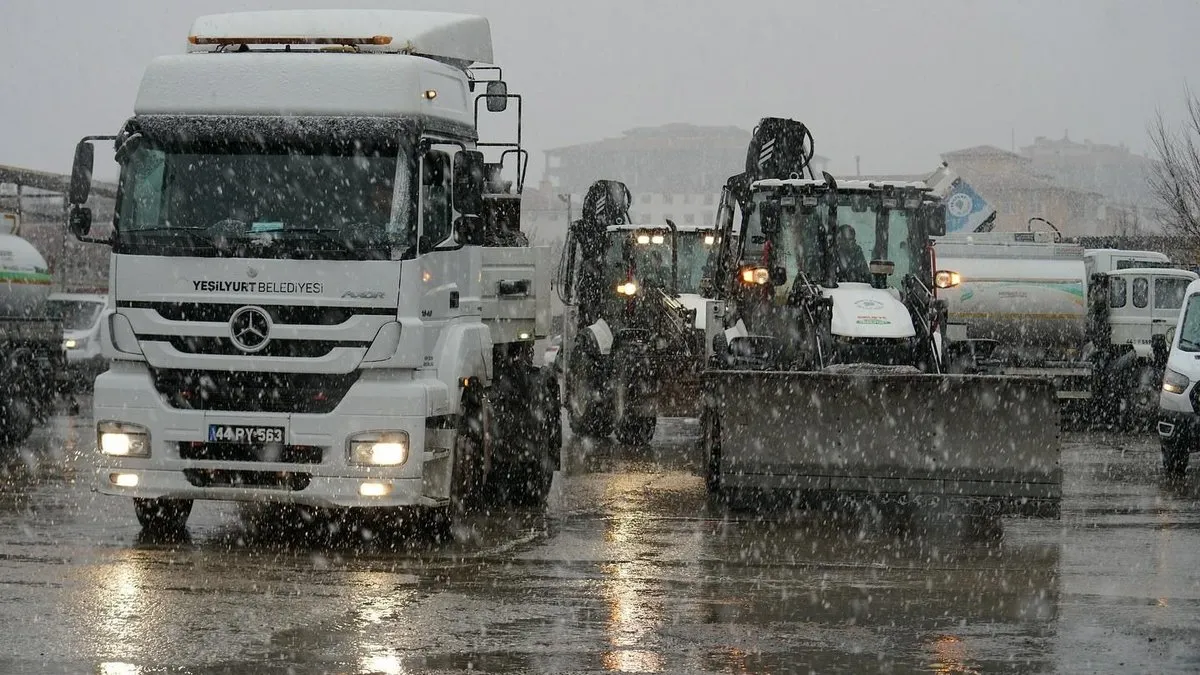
xmin=736 ymin=180 xmax=934 ymax=300
xmin=602 ymin=224 xmax=677 ymax=302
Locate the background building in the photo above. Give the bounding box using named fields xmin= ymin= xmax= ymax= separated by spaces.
xmin=526 ymin=123 xmax=830 ymax=245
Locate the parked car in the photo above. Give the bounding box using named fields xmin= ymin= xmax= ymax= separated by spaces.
xmin=544 ymin=334 xmax=562 ymax=371
xmin=46 ymin=292 xmax=109 ymax=394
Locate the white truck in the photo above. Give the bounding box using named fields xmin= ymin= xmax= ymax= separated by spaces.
xmin=64 ymin=10 xmax=559 ymax=533
xmin=933 ymin=231 xmax=1195 ymax=427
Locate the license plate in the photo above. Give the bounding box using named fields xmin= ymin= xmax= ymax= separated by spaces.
xmin=207 ymin=425 xmax=284 ymax=444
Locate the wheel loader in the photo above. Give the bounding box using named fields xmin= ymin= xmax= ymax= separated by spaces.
xmin=557 ymin=180 xmax=709 ymax=444
xmin=700 ymin=117 xmax=1062 ymax=516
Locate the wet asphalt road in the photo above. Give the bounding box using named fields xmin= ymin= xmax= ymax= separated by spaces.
xmin=0 ymin=404 xmax=1198 ymax=674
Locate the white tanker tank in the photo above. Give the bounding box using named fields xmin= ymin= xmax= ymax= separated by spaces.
xmin=933 ymin=232 xmax=1087 ymax=351
xmin=0 ymin=233 xmax=54 ymax=318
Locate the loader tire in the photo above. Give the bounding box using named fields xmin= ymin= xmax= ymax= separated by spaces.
xmin=566 ymin=360 xmax=614 ymax=438
xmin=1162 ymin=438 xmax=1189 ymax=476
xmin=615 ymin=415 xmax=656 ymax=446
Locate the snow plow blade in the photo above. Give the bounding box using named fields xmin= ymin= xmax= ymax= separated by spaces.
xmin=705 ymin=370 xmax=1062 ymax=516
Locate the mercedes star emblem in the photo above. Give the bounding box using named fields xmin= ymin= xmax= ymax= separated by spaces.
xmin=228 ymin=306 xmax=272 ymax=353
xmin=247 ymin=267 xmax=259 ymax=278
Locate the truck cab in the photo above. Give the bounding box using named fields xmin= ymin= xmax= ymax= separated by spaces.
xmin=65 ymin=10 xmax=558 ymax=533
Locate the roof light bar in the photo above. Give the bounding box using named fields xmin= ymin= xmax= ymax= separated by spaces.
xmin=188 ymin=34 xmax=394 ymax=46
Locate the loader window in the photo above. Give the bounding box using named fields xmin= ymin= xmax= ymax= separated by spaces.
xmin=676 ymin=232 xmax=716 ymax=294
xmin=1133 ymin=277 xmax=1149 ymax=308
xmin=832 ymin=204 xmax=916 ymax=287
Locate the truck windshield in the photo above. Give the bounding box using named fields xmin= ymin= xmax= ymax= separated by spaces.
xmin=1178 ymin=294 xmax=1200 ymax=352
xmin=48 ymin=300 xmax=103 ymax=330
xmin=115 ymin=140 xmax=413 ymax=260
xmin=675 ymin=232 xmax=715 ymax=294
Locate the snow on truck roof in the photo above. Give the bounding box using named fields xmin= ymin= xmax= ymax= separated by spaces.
xmin=186 ymin=10 xmax=493 ymax=64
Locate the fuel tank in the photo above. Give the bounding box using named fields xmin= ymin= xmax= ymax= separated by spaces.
xmin=933 ymin=234 xmax=1086 ymax=348
xmin=0 ymin=234 xmax=54 ymax=318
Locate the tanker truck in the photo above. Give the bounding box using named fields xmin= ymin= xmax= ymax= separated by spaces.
xmin=0 ymin=229 xmax=67 ymax=444
xmin=933 ymin=231 xmax=1195 ymax=428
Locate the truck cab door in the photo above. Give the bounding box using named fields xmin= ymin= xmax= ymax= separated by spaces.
xmin=1108 ymin=275 xmax=1153 ymax=352
xmin=1151 ymin=275 xmax=1189 ymax=336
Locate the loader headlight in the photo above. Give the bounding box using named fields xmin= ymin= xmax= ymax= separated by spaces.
xmin=740 ymin=266 xmax=770 ymax=286
xmin=347 ymin=431 xmax=410 ymax=466
xmin=1163 ymin=369 xmax=1189 ymax=395
xmin=616 ymin=281 xmax=638 ymax=296
xmin=98 ymin=421 xmax=151 ymax=457
xmin=934 ymin=270 xmax=962 ymax=289
xmin=704 ymin=235 xmax=716 ymax=245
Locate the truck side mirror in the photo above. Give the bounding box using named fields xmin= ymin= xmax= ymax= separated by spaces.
xmin=486 ymin=81 xmax=508 ymax=112
xmin=69 ymin=140 xmax=95 ymax=205
xmin=68 ymin=206 xmax=93 ymax=238
xmin=453 ymin=151 xmax=486 ymax=215
xmin=759 ymin=201 xmax=781 ymax=235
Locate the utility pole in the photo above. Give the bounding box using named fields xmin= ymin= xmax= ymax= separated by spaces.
xmin=855 ymin=156 xmax=861 ymax=177
xmin=557 ymin=192 xmax=572 ymax=229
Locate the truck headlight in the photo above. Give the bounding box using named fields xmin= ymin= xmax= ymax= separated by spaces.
xmin=64 ymin=338 xmax=79 ymax=349
xmin=739 ymin=266 xmax=770 ymax=285
xmin=347 ymin=431 xmax=410 ymax=466
xmin=98 ymin=421 xmax=151 ymax=457
xmin=935 ymin=270 xmax=962 ymax=289
xmin=1163 ymin=369 xmax=1189 ymax=394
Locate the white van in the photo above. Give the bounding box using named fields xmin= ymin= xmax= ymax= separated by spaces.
xmin=46 ymin=292 xmax=109 ymax=392
xmin=1156 ymin=278 xmax=1200 ymax=474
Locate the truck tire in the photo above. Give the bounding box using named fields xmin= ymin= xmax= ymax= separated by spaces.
xmin=615 ymin=415 xmax=656 ymax=446
xmin=134 ymin=498 xmax=192 ymax=533
xmin=506 ymin=371 xmax=558 ymax=507
xmin=1162 ymin=438 xmax=1189 ymax=476
xmin=452 ymin=390 xmax=489 ymax=516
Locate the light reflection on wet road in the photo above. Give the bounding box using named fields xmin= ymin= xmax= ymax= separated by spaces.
xmin=0 ymin=406 xmax=1197 ymax=674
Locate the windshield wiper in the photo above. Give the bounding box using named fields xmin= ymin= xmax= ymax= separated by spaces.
xmin=277 ymin=227 xmax=395 ymax=259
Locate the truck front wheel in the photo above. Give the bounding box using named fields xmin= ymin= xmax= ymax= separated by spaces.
xmin=134 ymin=498 xmax=193 ymax=533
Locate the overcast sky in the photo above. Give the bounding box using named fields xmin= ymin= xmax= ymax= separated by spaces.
xmin=3 ymin=0 xmax=1198 ymax=180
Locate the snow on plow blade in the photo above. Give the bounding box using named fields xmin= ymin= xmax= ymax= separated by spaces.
xmin=706 ymin=370 xmax=1062 ymax=515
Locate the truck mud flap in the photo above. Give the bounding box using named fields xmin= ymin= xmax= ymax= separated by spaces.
xmin=705 ymin=371 xmax=1062 ymax=512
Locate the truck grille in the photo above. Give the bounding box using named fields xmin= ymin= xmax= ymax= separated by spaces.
xmin=160 ymin=336 xmax=365 ymax=358
xmin=119 ymin=301 xmax=393 ymax=326
xmin=178 ymin=442 xmax=323 ymax=464
xmin=150 ymin=368 xmax=360 ymax=413
xmin=183 ymin=468 xmax=311 ymax=490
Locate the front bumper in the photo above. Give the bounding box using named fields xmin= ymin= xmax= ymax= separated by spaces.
xmin=1157 ymin=409 xmax=1200 ymax=452
xmin=92 ymin=363 xmax=451 ymax=508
